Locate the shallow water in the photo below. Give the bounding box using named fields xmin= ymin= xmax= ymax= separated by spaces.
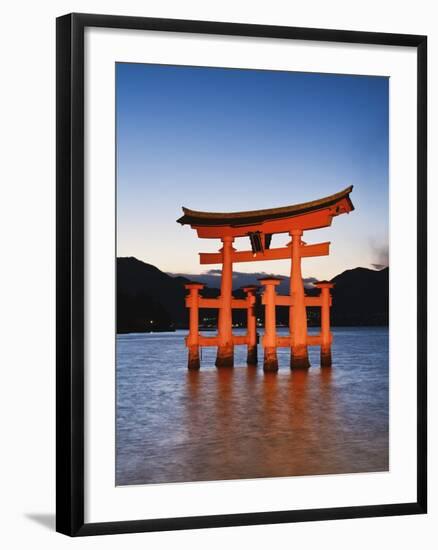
xmin=116 ymin=327 xmax=388 ymax=485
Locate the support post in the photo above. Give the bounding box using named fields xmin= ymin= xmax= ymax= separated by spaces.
xmin=260 ymin=277 xmax=281 ymax=372
xmin=216 ymin=236 xmax=235 ymax=367
xmin=185 ymin=283 xmax=204 ymax=370
xmin=314 ymin=281 xmax=334 ymax=367
xmin=243 ymin=285 xmax=258 ymax=365
xmin=289 ymin=229 xmax=310 ymax=368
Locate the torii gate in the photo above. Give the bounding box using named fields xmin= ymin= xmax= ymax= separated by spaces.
xmin=177 ymin=186 xmax=354 ymax=371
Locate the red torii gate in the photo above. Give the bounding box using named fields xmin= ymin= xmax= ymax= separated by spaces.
xmin=177 ymin=186 xmax=354 ymax=371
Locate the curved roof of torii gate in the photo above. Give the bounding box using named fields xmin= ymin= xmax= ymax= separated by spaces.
xmin=177 ymin=186 xmax=354 ymax=228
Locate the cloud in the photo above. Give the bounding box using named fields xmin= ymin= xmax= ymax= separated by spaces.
xmin=370 ymin=242 xmax=389 ymax=270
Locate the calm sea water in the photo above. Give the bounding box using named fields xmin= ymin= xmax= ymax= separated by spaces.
xmin=116 ymin=327 xmax=388 ymax=486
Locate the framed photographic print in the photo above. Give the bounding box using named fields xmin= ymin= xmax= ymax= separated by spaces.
xmin=56 ymin=13 xmax=427 ymax=536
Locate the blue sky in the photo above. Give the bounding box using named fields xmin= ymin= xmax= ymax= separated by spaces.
xmin=116 ymin=63 xmax=388 ymax=280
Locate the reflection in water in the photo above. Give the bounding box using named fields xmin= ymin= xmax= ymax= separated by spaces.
xmin=116 ymin=327 xmax=389 ymax=485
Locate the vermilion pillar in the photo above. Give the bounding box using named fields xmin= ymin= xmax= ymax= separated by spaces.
xmin=314 ymin=281 xmax=334 ymax=367
xmin=185 ymin=282 xmax=204 ymax=370
xmin=289 ymin=229 xmax=310 ymax=368
xmin=216 ymin=236 xmax=235 ymax=367
xmin=260 ymin=277 xmax=281 ymax=372
xmin=243 ymin=285 xmax=258 ymax=365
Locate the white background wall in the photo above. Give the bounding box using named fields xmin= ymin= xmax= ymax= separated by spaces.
xmin=0 ymin=1 xmax=435 ymax=548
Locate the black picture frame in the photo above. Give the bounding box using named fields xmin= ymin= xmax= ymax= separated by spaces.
xmin=56 ymin=12 xmax=427 ymax=537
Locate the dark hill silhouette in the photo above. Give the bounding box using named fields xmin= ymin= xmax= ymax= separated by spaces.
xmin=117 ymin=257 xmax=188 ymax=333
xmin=330 ymin=266 xmax=388 ymax=326
xmin=117 ymin=257 xmax=388 ymax=333
xmin=117 ymin=257 xmax=222 ymax=332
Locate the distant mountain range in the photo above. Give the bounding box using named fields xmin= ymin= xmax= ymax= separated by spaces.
xmin=169 ymin=269 xmax=318 ymax=294
xmin=117 ymin=257 xmax=388 ymax=333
